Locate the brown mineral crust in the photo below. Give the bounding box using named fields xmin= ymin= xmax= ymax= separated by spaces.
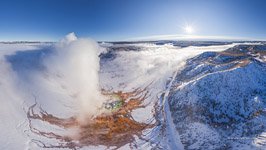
xmin=27 ymin=88 xmax=154 ymax=149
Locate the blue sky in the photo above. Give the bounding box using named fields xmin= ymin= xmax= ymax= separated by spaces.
xmin=0 ymin=0 xmax=266 ymax=41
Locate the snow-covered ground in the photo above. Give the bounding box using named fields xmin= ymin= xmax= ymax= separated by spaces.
xmin=0 ymin=37 xmax=244 ymax=149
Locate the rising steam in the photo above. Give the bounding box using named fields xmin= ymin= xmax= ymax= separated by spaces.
xmin=44 ymin=33 xmax=106 ymax=121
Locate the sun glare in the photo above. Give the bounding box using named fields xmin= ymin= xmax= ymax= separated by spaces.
xmin=184 ymin=25 xmax=194 ymax=34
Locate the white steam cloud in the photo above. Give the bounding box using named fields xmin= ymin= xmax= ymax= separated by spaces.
xmin=44 ymin=33 xmax=106 ymax=121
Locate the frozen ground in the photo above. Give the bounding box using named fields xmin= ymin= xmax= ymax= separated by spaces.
xmin=0 ymin=37 xmax=257 ymax=149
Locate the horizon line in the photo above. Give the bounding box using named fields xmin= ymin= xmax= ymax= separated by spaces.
xmin=0 ymin=34 xmax=265 ymax=43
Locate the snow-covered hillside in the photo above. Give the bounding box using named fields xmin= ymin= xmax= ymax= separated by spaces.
xmin=168 ymin=44 xmax=266 ymax=149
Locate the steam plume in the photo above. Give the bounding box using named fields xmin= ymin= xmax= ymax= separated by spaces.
xmin=44 ymin=33 xmax=106 ymax=122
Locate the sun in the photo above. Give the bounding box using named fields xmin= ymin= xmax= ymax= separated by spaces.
xmin=184 ymin=25 xmax=194 ymax=34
